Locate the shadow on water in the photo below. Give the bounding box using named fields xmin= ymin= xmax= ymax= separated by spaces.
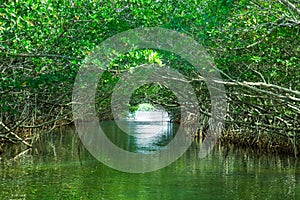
xmin=0 ymin=122 xmax=300 ymax=199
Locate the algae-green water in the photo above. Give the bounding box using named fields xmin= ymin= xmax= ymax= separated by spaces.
xmin=1 ymin=121 xmax=299 ymax=199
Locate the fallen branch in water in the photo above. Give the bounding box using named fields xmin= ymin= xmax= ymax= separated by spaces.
xmin=0 ymin=121 xmax=32 ymax=148
xmin=12 ymin=148 xmax=31 ymax=161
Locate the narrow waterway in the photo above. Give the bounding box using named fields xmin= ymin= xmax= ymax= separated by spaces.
xmin=0 ymin=121 xmax=299 ymax=199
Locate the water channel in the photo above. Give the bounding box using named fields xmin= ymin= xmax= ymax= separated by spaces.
xmin=0 ymin=119 xmax=299 ymax=199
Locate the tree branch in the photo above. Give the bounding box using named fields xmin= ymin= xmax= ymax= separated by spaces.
xmin=278 ymin=0 xmax=300 ymax=16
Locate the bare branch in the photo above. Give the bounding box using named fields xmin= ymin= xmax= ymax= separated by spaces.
xmin=278 ymin=0 xmax=300 ymax=16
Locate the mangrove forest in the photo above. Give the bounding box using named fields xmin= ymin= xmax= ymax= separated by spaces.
xmin=0 ymin=0 xmax=300 ymax=199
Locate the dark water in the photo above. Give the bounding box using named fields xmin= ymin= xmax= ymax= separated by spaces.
xmin=0 ymin=121 xmax=300 ymax=199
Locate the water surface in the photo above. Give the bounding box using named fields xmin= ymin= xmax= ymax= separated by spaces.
xmin=0 ymin=121 xmax=299 ymax=199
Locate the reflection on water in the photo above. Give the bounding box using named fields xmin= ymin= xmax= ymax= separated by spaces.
xmin=115 ymin=120 xmax=171 ymax=138
xmin=103 ymin=121 xmax=176 ymax=153
xmin=1 ymin=122 xmax=300 ymax=200
xmin=132 ymin=111 xmax=170 ymax=122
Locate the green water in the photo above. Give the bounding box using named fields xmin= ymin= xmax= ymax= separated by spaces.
xmin=0 ymin=121 xmax=299 ymax=199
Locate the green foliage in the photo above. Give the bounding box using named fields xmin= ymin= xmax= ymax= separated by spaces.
xmin=136 ymin=103 xmax=155 ymax=111
xmin=0 ymin=0 xmax=299 ymax=147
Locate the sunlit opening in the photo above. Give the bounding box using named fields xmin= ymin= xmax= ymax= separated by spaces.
xmin=128 ymin=103 xmax=170 ymax=122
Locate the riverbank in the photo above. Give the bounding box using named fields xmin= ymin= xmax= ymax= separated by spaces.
xmin=219 ymin=131 xmax=298 ymax=156
xmin=1 ymin=121 xmax=299 ymax=158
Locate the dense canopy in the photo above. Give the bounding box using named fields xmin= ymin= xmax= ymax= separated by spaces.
xmin=0 ymin=0 xmax=299 ymax=153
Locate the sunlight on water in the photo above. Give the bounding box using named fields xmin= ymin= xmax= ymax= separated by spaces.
xmin=119 ymin=110 xmax=171 ymax=139
xmin=133 ymin=111 xmax=170 ymax=122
